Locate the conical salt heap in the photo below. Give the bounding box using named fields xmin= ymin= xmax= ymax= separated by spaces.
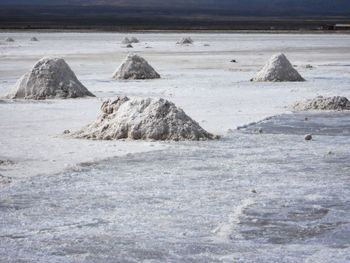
xmin=7 ymin=57 xmax=95 ymax=100
xmin=73 ymin=96 xmax=215 ymax=141
xmin=177 ymin=37 xmax=193 ymax=45
xmin=293 ymin=96 xmax=350 ymax=111
xmin=113 ymin=54 xmax=160 ymax=80
xmin=130 ymin=37 xmax=140 ymax=43
xmin=121 ymin=37 xmax=139 ymax=44
xmin=30 ymin=37 xmax=39 ymax=41
xmin=5 ymin=37 xmax=14 ymax=42
xmin=121 ymin=37 xmax=131 ymax=44
xmin=252 ymin=53 xmax=305 ymax=82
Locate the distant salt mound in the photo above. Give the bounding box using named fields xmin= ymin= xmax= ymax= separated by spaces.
xmin=122 ymin=37 xmax=139 ymax=44
xmin=5 ymin=37 xmax=14 ymax=42
xmin=73 ymin=96 xmax=215 ymax=141
xmin=121 ymin=37 xmax=131 ymax=44
xmin=113 ymin=54 xmax=160 ymax=80
xmin=293 ymin=96 xmax=350 ymax=111
xmin=7 ymin=57 xmax=95 ymax=100
xmin=252 ymin=53 xmax=305 ymax=82
xmin=130 ymin=37 xmax=140 ymax=43
xmin=30 ymin=37 xmax=39 ymax=41
xmin=177 ymin=37 xmax=193 ymax=45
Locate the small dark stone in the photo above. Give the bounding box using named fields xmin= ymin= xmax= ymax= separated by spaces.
xmin=304 ymin=134 xmax=312 ymax=141
xmin=63 ymin=130 xmax=71 ymax=134
xmin=252 ymin=189 xmax=257 ymax=193
xmin=230 ymin=59 xmax=237 ymax=63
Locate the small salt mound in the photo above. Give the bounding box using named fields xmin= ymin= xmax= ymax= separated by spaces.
xmin=122 ymin=37 xmax=139 ymax=44
xmin=30 ymin=37 xmax=39 ymax=41
xmin=177 ymin=37 xmax=193 ymax=45
xmin=7 ymin=57 xmax=95 ymax=100
xmin=73 ymin=96 xmax=215 ymax=141
xmin=112 ymin=54 xmax=160 ymax=80
xmin=293 ymin=96 xmax=350 ymax=111
xmin=5 ymin=37 xmax=14 ymax=42
xmin=130 ymin=37 xmax=140 ymax=43
xmin=121 ymin=37 xmax=131 ymax=44
xmin=252 ymin=53 xmax=305 ymax=82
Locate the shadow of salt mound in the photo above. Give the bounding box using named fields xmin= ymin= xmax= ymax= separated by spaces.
xmin=238 ymin=112 xmax=350 ymax=136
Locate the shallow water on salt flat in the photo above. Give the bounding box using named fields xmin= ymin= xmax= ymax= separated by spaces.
xmin=0 ymin=113 xmax=349 ymax=263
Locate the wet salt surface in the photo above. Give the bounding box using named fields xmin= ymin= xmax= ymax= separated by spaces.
xmin=240 ymin=111 xmax=350 ymax=136
xmin=0 ymin=113 xmax=350 ymax=262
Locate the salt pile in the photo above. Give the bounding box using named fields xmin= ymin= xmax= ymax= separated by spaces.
xmin=7 ymin=57 xmax=95 ymax=99
xmin=293 ymin=96 xmax=350 ymax=111
xmin=177 ymin=37 xmax=194 ymax=45
xmin=73 ymin=96 xmax=215 ymax=141
xmin=5 ymin=37 xmax=14 ymax=42
xmin=112 ymin=54 xmax=160 ymax=80
xmin=130 ymin=37 xmax=140 ymax=43
xmin=121 ymin=37 xmax=140 ymax=44
xmin=251 ymin=53 xmax=305 ymax=82
xmin=30 ymin=37 xmax=39 ymax=41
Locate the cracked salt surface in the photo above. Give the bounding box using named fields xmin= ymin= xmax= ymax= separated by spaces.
xmin=1 ymin=113 xmax=349 ymax=262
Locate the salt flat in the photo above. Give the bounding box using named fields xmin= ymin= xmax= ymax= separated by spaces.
xmin=0 ymin=32 xmax=350 ymax=262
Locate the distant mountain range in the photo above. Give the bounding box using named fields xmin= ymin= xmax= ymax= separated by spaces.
xmin=1 ymin=0 xmax=349 ymax=30
xmin=1 ymin=0 xmax=350 ymax=15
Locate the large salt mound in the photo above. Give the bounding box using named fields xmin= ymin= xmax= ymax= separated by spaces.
xmin=252 ymin=53 xmax=305 ymax=82
xmin=112 ymin=54 xmax=160 ymax=80
xmin=73 ymin=96 xmax=215 ymax=141
xmin=7 ymin=57 xmax=95 ymax=100
xmin=293 ymin=96 xmax=350 ymax=111
xmin=177 ymin=37 xmax=193 ymax=45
